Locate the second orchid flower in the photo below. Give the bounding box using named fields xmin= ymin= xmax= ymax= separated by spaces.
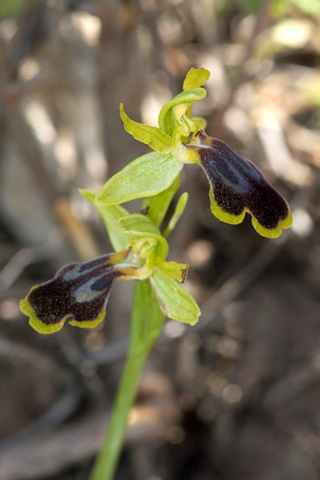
xmin=95 ymin=68 xmax=292 ymax=239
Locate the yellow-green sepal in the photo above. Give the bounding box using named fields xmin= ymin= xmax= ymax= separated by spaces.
xmin=95 ymin=152 xmax=182 ymax=207
xmin=183 ymin=68 xmax=210 ymax=91
xmin=150 ymin=270 xmax=201 ymax=326
xmin=120 ymin=104 xmax=171 ymax=154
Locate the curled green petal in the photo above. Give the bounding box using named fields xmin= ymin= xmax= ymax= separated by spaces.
xmin=95 ymin=152 xmax=182 ymax=207
xmin=150 ymin=270 xmax=200 ymax=326
xmin=158 ymin=88 xmax=207 ymax=135
xmin=120 ymin=104 xmax=171 ymax=154
xmin=183 ymin=68 xmax=210 ymax=91
xmin=79 ymin=189 xmax=129 ymax=252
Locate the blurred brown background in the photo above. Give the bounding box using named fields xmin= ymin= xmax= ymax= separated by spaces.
xmin=0 ymin=0 xmax=319 ymax=479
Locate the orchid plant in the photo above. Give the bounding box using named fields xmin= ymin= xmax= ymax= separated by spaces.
xmin=20 ymin=68 xmax=292 ymax=480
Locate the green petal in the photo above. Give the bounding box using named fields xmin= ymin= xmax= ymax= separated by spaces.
xmin=95 ymin=152 xmax=182 ymax=206
xmin=158 ymin=88 xmax=207 ymax=135
xmin=120 ymin=104 xmax=171 ymax=154
xmin=150 ymin=270 xmax=201 ymax=326
xmin=183 ymin=68 xmax=210 ymax=91
xmin=155 ymin=258 xmax=189 ymax=283
xmin=79 ymin=189 xmax=129 ymax=251
xmin=118 ymin=214 xmax=168 ymax=259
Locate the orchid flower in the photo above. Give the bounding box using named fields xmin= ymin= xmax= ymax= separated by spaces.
xmin=95 ymin=68 xmax=292 ymax=239
xmin=20 ymin=199 xmax=200 ymax=334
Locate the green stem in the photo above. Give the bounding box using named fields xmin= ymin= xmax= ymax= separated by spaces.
xmin=89 ymin=280 xmax=164 ymax=480
xmin=90 ymin=180 xmax=179 ymax=480
xmin=89 ymin=348 xmax=149 ymax=480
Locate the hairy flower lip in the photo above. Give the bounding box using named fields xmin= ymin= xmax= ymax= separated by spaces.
xmin=20 ymin=241 xmax=195 ymax=333
xmin=185 ymin=130 xmax=292 ymax=237
xmin=20 ymin=251 xmax=143 ymax=333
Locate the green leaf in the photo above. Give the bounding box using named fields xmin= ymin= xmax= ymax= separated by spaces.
xmin=118 ymin=214 xmax=168 ymax=259
xmin=120 ymin=104 xmax=171 ymax=154
xmin=141 ymin=174 xmax=180 ymax=227
xmin=79 ymin=189 xmax=129 ymax=252
xmin=95 ymin=152 xmax=183 ymax=207
xmin=150 ymin=270 xmax=201 ymax=326
xmin=158 ymin=88 xmax=207 ymax=135
xmin=183 ymin=68 xmax=210 ymax=92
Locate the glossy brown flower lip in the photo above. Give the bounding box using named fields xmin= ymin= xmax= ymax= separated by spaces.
xmin=186 ymin=130 xmax=292 ymax=237
xmin=20 ymin=250 xmax=140 ymax=333
xmin=27 ymin=259 xmax=121 ymax=326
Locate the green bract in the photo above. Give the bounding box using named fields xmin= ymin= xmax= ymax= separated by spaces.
xmin=95 ymin=152 xmax=183 ymax=206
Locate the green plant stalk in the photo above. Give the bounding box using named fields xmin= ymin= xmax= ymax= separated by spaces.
xmin=89 ymin=348 xmax=149 ymax=480
xmin=89 ymin=279 xmax=165 ymax=480
xmin=90 ymin=178 xmax=180 ymax=480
